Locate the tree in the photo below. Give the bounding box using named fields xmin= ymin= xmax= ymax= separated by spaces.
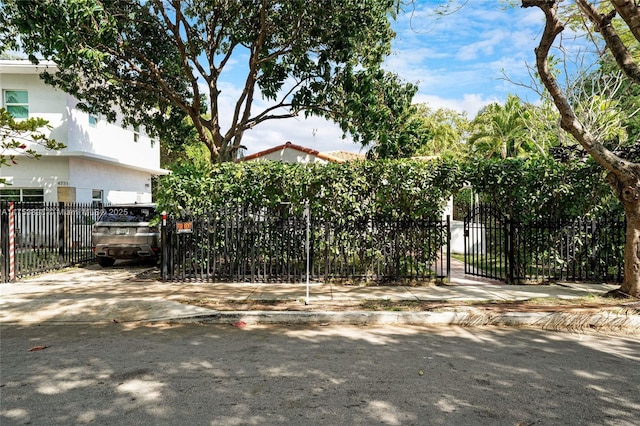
xmin=327 ymin=67 xmax=421 ymax=159
xmin=0 ymin=108 xmax=66 ymax=183
xmin=468 ymin=94 xmax=544 ymax=159
xmin=521 ymin=0 xmax=640 ymax=297
xmin=412 ymin=105 xmax=469 ymax=160
xmin=2 ymin=0 xmax=411 ymax=163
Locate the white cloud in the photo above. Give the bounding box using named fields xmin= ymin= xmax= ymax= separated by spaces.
xmin=208 ymin=2 xmax=555 ymax=156
xmin=241 ymin=115 xmax=360 ymax=156
xmin=455 ymin=29 xmax=510 ymax=61
xmin=413 ymin=93 xmax=498 ymax=117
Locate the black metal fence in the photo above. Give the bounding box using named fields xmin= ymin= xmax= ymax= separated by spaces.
xmin=465 ymin=204 xmax=625 ymax=283
xmin=0 ymin=202 xmax=99 ymax=281
xmin=161 ymin=204 xmax=450 ymax=284
xmin=512 ymin=215 xmax=625 ymax=283
xmin=1 ymin=200 xmax=625 ymax=285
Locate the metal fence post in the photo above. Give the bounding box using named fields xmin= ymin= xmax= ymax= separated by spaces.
xmin=506 ymin=218 xmax=515 ymax=284
xmin=0 ymin=202 xmax=8 ymax=282
xmin=446 ymin=215 xmax=451 ymax=284
xmin=58 ymin=202 xmax=65 ymax=265
xmin=161 ymin=211 xmax=168 ymax=281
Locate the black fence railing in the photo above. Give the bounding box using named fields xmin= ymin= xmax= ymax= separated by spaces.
xmin=465 ymin=204 xmax=625 ymax=284
xmin=512 ymin=215 xmax=625 ymax=283
xmin=0 ymin=202 xmax=99 ymax=281
xmin=1 ymin=200 xmax=625 ymax=286
xmin=161 ymin=205 xmax=450 ymax=284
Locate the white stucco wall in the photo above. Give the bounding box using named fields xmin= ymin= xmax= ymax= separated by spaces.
xmin=0 ymin=157 xmax=68 ymax=202
xmin=0 ymin=72 xmax=69 ymax=148
xmin=1 ymin=60 xmax=163 ymax=204
xmin=66 ymin=98 xmax=160 ymax=170
xmin=0 ymin=156 xmax=152 ymax=204
xmin=0 ymin=60 xmax=162 ymax=171
xmin=69 ymin=158 xmax=152 ymax=204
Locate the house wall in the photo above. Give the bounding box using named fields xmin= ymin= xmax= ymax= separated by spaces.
xmin=0 ymin=156 xmax=152 ymax=204
xmin=1 ymin=71 xmax=160 ymax=170
xmin=66 ymin=98 xmax=160 ymax=171
xmin=0 ymin=157 xmax=68 ymax=202
xmin=0 ymin=60 xmax=164 ymax=204
xmin=69 ymin=158 xmax=152 ymax=204
xmin=0 ymin=71 xmax=69 ymax=148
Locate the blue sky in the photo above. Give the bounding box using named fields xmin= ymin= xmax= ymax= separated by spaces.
xmin=231 ymin=1 xmax=552 ymax=156
xmin=390 ymin=1 xmax=544 ymax=112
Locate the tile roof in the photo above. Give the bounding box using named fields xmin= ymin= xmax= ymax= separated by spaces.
xmin=240 ymin=141 xmax=364 ymax=163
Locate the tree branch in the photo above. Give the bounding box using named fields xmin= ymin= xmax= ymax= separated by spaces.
xmin=577 ymin=0 xmax=640 ymax=85
xmin=610 ymin=0 xmax=640 ymax=42
xmin=522 ymin=0 xmax=639 ymax=178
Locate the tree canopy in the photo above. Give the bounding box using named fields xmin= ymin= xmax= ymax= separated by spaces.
xmin=1 ymin=0 xmax=413 ymax=162
xmin=411 ymin=105 xmax=469 ymax=160
xmin=468 ymin=95 xmax=536 ymax=160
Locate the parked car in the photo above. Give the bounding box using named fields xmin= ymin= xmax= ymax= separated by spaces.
xmin=91 ymin=204 xmax=160 ymax=267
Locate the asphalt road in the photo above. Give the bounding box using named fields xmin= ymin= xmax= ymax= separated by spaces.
xmin=1 ymin=323 xmax=639 ymax=425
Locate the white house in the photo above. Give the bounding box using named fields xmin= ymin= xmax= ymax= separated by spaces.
xmin=0 ymin=59 xmax=168 ymax=205
xmin=240 ymin=141 xmax=366 ymax=164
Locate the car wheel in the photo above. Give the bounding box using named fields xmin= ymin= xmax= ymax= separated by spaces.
xmin=97 ymin=257 xmax=116 ymax=267
xmin=142 ymin=256 xmax=159 ymax=266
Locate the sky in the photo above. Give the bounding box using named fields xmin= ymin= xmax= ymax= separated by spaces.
xmin=236 ymin=1 xmax=549 ymax=157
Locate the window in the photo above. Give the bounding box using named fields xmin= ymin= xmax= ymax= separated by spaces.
xmin=4 ymin=90 xmax=29 ymax=119
xmin=133 ymin=125 xmax=140 ymax=143
xmin=88 ymin=113 xmax=99 ymax=127
xmin=0 ymin=188 xmax=44 ymax=202
xmin=92 ymin=189 xmax=103 ymax=207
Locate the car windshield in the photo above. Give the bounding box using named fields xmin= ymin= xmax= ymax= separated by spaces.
xmin=98 ymin=206 xmax=156 ymax=223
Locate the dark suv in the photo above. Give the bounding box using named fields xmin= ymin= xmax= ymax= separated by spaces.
xmin=92 ymin=204 xmax=160 ymax=267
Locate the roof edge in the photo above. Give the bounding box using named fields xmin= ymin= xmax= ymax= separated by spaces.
xmin=240 ymin=141 xmax=345 ymax=163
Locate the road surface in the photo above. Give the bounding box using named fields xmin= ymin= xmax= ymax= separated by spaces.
xmin=1 ymin=323 xmax=639 ymax=425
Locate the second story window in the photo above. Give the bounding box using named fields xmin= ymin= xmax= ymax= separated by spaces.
xmin=133 ymin=124 xmax=140 ymax=143
xmin=88 ymin=113 xmax=99 ymax=127
xmin=4 ymin=90 xmax=29 ymax=119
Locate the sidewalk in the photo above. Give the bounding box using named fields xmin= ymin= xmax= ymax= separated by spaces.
xmin=1 ymin=263 xmax=638 ymax=331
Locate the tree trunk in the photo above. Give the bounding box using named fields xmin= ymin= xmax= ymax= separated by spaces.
xmin=623 ymin=211 xmax=640 ymax=296
xmin=608 ymin=172 xmax=640 ymax=296
xmin=523 ymin=0 xmax=640 ymax=297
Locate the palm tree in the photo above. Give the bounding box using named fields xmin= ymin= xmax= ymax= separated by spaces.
xmin=468 ymin=95 xmax=535 ymax=159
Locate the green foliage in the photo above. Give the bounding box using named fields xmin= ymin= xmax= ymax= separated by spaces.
xmin=411 ymin=104 xmax=470 ymax=160
xmin=468 ymin=95 xmax=546 ymax=160
xmin=156 ymin=159 xmax=465 ymax=220
xmin=0 ymin=108 xmax=66 ymax=180
xmin=3 ymin=0 xmax=408 ymax=163
xmin=597 ymin=61 xmax=640 ymax=156
xmin=323 ymin=68 xmax=421 ymax=159
xmin=464 ymin=157 xmax=618 ymax=220
xmin=157 ymin=155 xmax=620 ymax=224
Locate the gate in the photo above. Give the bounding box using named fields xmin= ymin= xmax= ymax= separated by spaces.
xmin=464 ymin=204 xmax=512 ymax=282
xmin=0 ymin=202 xmax=99 ymax=282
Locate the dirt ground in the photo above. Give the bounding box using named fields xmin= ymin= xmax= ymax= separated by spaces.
xmin=136 ymin=264 xmax=640 ymax=315
xmin=181 ymin=297 xmax=640 ymax=315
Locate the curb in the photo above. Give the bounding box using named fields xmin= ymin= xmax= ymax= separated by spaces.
xmin=168 ymin=310 xmax=640 ymax=332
